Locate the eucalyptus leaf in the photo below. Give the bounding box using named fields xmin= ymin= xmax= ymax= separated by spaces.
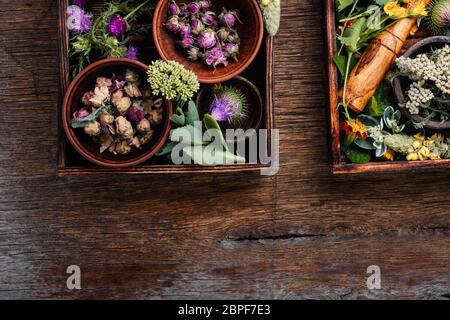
xmin=71 ymin=105 xmax=109 ymax=128
xmin=203 ymin=114 xmax=228 ymax=151
xmin=170 ymin=125 xmax=205 ymax=146
xmin=185 ymin=100 xmax=200 ymax=125
xmin=156 ymin=141 xmax=179 ymax=157
xmin=183 ymin=146 xmax=246 ymax=166
xmin=355 ymin=137 xmax=376 ymax=150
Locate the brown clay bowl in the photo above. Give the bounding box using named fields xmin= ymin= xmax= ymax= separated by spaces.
xmin=196 ymin=76 xmax=263 ymax=142
xmin=62 ymin=58 xmax=173 ymax=168
xmin=392 ymin=36 xmax=450 ymax=130
xmin=153 ymin=0 xmax=264 ymax=84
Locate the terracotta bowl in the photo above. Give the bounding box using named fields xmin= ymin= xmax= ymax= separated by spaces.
xmin=153 ymin=0 xmax=264 ymax=84
xmin=62 ymin=58 xmax=173 ymax=168
xmin=196 ymin=76 xmax=263 ymax=142
xmin=392 ymin=36 xmax=450 ymax=130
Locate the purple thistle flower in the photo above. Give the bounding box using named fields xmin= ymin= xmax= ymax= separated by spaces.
xmin=71 ymin=0 xmax=86 ymax=8
xmin=108 ymin=15 xmax=127 ymax=37
xmin=126 ymin=46 xmax=139 ymax=60
xmin=204 ymin=48 xmax=228 ymax=68
xmin=198 ymin=29 xmax=217 ymax=49
xmin=210 ymin=95 xmax=235 ymax=122
xmin=67 ymin=5 xmax=92 ymax=35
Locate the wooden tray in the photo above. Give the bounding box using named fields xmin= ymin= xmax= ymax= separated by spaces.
xmin=324 ymin=0 xmax=450 ymax=175
xmin=57 ymin=0 xmax=274 ymax=176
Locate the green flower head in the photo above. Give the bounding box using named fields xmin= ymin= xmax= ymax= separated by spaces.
xmin=147 ymin=60 xmax=200 ymax=102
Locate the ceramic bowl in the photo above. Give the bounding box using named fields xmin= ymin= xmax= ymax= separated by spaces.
xmin=62 ymin=58 xmax=173 ymax=168
xmin=153 ymin=0 xmax=264 ymax=84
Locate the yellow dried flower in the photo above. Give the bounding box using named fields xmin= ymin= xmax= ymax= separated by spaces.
xmin=383 ymin=149 xmax=396 ymax=161
xmin=384 ymin=1 xmax=409 ymax=18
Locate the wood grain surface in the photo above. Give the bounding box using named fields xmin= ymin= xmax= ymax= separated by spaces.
xmin=0 ymin=0 xmax=449 ymax=300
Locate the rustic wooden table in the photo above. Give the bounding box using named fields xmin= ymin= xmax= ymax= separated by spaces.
xmin=0 ymin=0 xmax=449 ymax=300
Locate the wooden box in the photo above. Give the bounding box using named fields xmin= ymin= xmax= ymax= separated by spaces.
xmin=324 ymin=0 xmax=450 ymax=174
xmin=57 ymin=0 xmax=274 ymax=176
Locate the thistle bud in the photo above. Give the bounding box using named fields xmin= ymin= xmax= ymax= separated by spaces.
xmin=202 ymin=11 xmax=217 ymax=26
xmin=168 ymin=1 xmax=180 ymax=16
xmin=198 ymin=28 xmax=217 ymax=49
xmin=165 ymin=15 xmax=182 ymax=33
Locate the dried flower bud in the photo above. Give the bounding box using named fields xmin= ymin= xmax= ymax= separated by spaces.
xmin=110 ymin=139 xmax=132 ymax=155
xmin=204 ymin=47 xmax=229 ymax=68
xmin=96 ymin=77 xmax=113 ymax=89
xmin=125 ymin=83 xmax=142 ymax=98
xmin=187 ymin=46 xmax=200 ymax=61
xmin=198 ymin=0 xmax=211 ymax=13
xmin=178 ymin=36 xmax=195 ymax=49
xmin=99 ymin=112 xmax=115 ymax=124
xmin=73 ymin=107 xmax=90 ymax=121
xmin=115 ymin=96 xmax=132 ymax=114
xmin=125 ymin=69 xmax=141 ymax=85
xmin=131 ymin=136 xmax=142 ymax=149
xmin=222 ymin=43 xmax=240 ymax=61
xmin=137 ymin=119 xmax=151 ymax=133
xmin=179 ymin=23 xmax=192 ymax=38
xmin=227 ymin=30 xmax=240 ymax=44
xmin=148 ymin=109 xmax=164 ymax=126
xmin=219 ymin=9 xmax=239 ymax=27
xmin=126 ymin=106 xmax=145 ymax=123
xmin=202 ymin=11 xmax=217 ymax=26
xmin=89 ymin=86 xmax=110 ymax=107
xmin=108 ymin=15 xmax=127 ymax=37
xmin=187 ymin=2 xmax=200 ymax=14
xmin=191 ymin=17 xmax=205 ymax=35
xmin=139 ymin=131 xmax=154 ymax=145
xmin=84 ymin=121 xmax=101 ymax=137
xmin=166 ymin=15 xmax=182 ymax=33
xmin=168 ymin=1 xmax=180 ymax=15
xmin=115 ymin=116 xmax=134 ymax=139
xmin=81 ymin=91 xmax=95 ymax=106
xmin=217 ymin=27 xmax=230 ymax=42
xmin=198 ymin=28 xmax=217 ymax=49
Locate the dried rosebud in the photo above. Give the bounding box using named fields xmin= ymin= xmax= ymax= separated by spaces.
xmin=114 ymin=96 xmax=132 ymax=115
xmin=187 ymin=46 xmax=200 ymax=61
xmin=198 ymin=28 xmax=217 ymax=49
xmin=217 ymin=27 xmax=230 ymax=42
xmin=222 ymin=42 xmax=239 ymax=61
xmin=219 ymin=9 xmax=239 ymax=27
xmin=131 ymin=136 xmax=142 ymax=149
xmin=178 ymin=36 xmax=194 ymax=49
xmin=84 ymin=121 xmax=101 ymax=137
xmin=81 ymin=91 xmax=95 ymax=106
xmin=99 ymin=112 xmax=114 ymax=124
xmin=73 ymin=107 xmax=90 ymax=121
xmin=137 ymin=119 xmax=151 ymax=133
xmin=187 ymin=2 xmax=200 ymax=14
xmin=198 ymin=0 xmax=211 ymax=13
xmin=89 ymin=86 xmax=110 ymax=107
xmin=202 ymin=11 xmax=216 ymax=26
xmin=166 ymin=15 xmax=182 ymax=33
xmin=227 ymin=30 xmax=240 ymax=45
xmin=191 ymin=17 xmax=205 ymax=35
xmin=204 ymin=47 xmax=229 ymax=68
xmin=139 ymin=131 xmax=154 ymax=145
xmin=168 ymin=1 xmax=180 ymax=15
xmin=148 ymin=109 xmax=163 ymax=126
xmin=110 ymin=139 xmax=132 ymax=155
xmin=124 ymin=83 xmax=142 ymax=98
xmin=126 ymin=106 xmax=145 ymax=123
xmin=96 ymin=77 xmax=113 ymax=89
xmin=125 ymin=69 xmax=141 ymax=85
xmin=115 ymin=116 xmax=134 ymax=139
xmin=179 ymin=4 xmax=189 ymax=19
xmin=179 ymin=23 xmax=192 ymax=38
